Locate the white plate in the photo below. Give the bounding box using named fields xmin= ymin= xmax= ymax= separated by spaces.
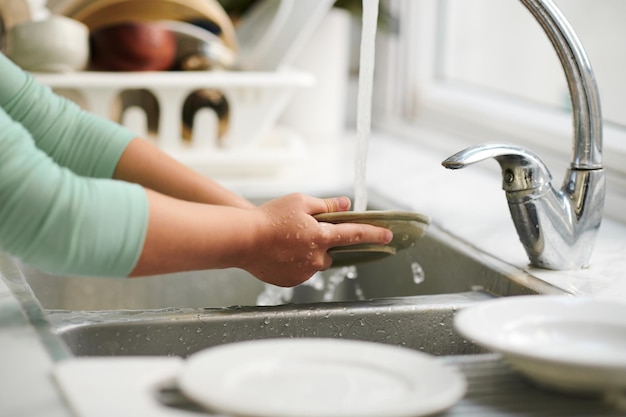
xmin=455 ymin=295 xmax=626 ymax=394
xmin=177 ymin=338 xmax=466 ymax=417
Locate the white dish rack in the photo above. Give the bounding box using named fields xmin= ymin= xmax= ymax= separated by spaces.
xmin=35 ymin=69 xmax=315 ymax=177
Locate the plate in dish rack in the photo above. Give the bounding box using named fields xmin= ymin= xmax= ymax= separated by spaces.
xmin=455 ymin=295 xmax=626 ymax=395
xmin=177 ymin=338 xmax=466 ymax=417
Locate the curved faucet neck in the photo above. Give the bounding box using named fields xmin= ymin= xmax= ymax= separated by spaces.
xmin=442 ymin=1 xmax=605 ymax=270
xmin=521 ymin=0 xmax=602 ymax=170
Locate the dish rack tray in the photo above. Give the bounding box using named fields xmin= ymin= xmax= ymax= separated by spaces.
xmin=35 ymin=70 xmax=314 ymax=177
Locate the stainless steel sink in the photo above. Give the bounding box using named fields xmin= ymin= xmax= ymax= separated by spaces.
xmin=27 ymin=191 xmax=565 ymax=360
xmin=48 ymin=221 xmax=563 ymax=357
xmin=50 ymin=292 xmax=493 ymax=357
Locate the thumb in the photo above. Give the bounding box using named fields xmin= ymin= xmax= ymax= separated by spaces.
xmin=322 ymin=196 xmax=351 ymax=213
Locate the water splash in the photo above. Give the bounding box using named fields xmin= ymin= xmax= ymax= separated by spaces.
xmin=255 ymin=259 xmax=425 ymax=306
xmin=256 ymin=285 xmax=294 ymax=306
xmin=255 ymin=267 xmax=360 ymax=306
xmin=322 ymin=266 xmax=358 ymax=301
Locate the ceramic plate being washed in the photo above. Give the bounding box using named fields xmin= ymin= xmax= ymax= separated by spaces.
xmin=314 ymin=210 xmax=429 ymax=266
xmin=177 ymin=338 xmax=466 ymax=417
xmin=455 ymin=295 xmax=626 ymax=395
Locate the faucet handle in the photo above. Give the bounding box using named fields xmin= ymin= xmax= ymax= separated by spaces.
xmin=442 ymin=143 xmax=553 ymax=193
xmin=442 ymin=142 xmax=605 ymax=270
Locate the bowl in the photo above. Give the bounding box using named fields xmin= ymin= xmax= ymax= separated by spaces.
xmin=6 ymin=15 xmax=89 ymax=72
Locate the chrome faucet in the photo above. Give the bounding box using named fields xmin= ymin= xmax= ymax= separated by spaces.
xmin=441 ymin=0 xmax=604 ymax=270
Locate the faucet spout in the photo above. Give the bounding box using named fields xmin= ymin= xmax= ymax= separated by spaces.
xmin=441 ymin=0 xmax=605 ymax=270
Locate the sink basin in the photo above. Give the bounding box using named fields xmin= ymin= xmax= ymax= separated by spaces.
xmin=25 ymin=191 xmax=564 ymax=361
xmin=24 ymin=192 xmax=563 ymax=311
xmin=50 ymin=292 xmax=493 ymax=357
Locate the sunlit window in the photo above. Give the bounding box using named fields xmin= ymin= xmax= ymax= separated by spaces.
xmin=439 ymin=0 xmax=626 ymax=128
xmin=375 ymin=0 xmax=626 ymax=221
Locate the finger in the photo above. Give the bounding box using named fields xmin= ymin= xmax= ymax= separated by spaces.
xmin=278 ymin=193 xmax=350 ymax=216
xmin=318 ymin=196 xmax=351 ymax=214
xmin=324 ymin=223 xmax=393 ymax=248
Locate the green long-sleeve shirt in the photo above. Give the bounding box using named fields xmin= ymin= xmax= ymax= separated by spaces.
xmin=0 ymin=52 xmax=148 ymax=277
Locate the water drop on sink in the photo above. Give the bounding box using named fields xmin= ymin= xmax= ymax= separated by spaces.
xmin=411 ymin=262 xmax=425 ymax=284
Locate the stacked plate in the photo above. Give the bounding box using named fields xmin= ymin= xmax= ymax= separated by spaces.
xmin=455 ymin=295 xmax=626 ymax=395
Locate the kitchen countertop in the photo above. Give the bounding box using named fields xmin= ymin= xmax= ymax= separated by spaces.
xmin=2 ymin=127 xmax=626 ymax=417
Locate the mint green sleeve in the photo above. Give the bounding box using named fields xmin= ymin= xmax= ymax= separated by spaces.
xmin=0 ymin=108 xmax=148 ymax=277
xmin=0 ymin=53 xmax=148 ymax=277
xmin=0 ymin=52 xmax=136 ymax=178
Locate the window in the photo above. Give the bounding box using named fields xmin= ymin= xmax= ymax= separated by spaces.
xmin=440 ymin=0 xmax=626 ymax=127
xmin=374 ymin=0 xmax=626 ymax=222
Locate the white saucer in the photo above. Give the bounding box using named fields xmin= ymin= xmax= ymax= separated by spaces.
xmin=177 ymin=338 xmax=466 ymax=417
xmin=455 ymin=295 xmax=626 ymax=395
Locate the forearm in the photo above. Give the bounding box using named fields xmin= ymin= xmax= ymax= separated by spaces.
xmin=114 ymin=137 xmax=255 ymax=209
xmin=129 ymin=189 xmax=258 ymax=276
xmin=130 ymin=192 xmax=393 ymax=287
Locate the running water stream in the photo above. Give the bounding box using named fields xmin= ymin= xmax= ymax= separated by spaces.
xmin=255 ymin=0 xmax=427 ymax=306
xmin=353 ymin=0 xmax=380 ymax=212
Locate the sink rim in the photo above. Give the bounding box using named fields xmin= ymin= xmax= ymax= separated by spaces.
xmin=49 ymin=291 xmax=496 ymax=358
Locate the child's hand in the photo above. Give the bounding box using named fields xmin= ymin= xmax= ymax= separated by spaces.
xmin=242 ymin=193 xmax=393 ymax=287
